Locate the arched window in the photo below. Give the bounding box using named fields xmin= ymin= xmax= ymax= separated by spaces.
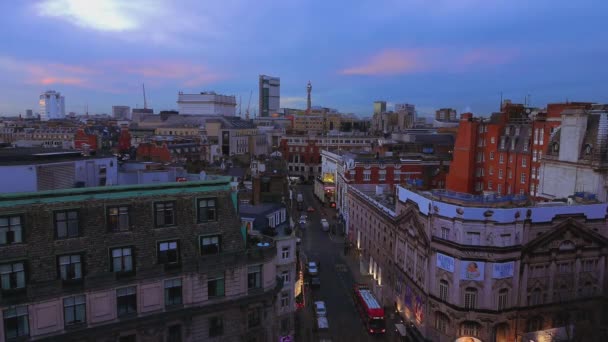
xmin=498 ymin=288 xmax=509 ymax=310
xmin=528 ymin=288 xmax=543 ymax=306
xmin=439 ymin=280 xmax=449 ymax=301
xmin=460 ymin=321 xmax=481 ymax=337
xmin=435 ymin=312 xmax=449 ymax=334
xmin=464 ymin=287 xmax=478 ymax=309
xmin=494 ymin=323 xmax=510 ymax=342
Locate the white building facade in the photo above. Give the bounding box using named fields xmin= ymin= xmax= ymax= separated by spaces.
xmin=177 ymin=92 xmax=236 ymax=116
xmin=38 ymin=90 xmax=65 ymax=121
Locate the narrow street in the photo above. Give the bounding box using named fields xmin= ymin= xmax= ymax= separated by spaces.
xmin=294 ymin=184 xmax=393 ymax=342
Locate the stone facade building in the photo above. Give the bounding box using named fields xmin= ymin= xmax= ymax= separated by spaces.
xmin=0 ymin=177 xmax=282 ymax=341
xmin=348 ymin=184 xmax=608 ymax=342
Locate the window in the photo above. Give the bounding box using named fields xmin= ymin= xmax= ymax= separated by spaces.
xmin=533 ymin=150 xmax=537 ymax=162
xmin=281 ymin=270 xmax=290 ymax=284
xmin=583 ymin=259 xmax=598 ymax=272
xmin=209 ymin=316 xmax=223 ymax=337
xmin=464 ymin=288 xmax=477 ymax=309
xmin=167 ymin=324 xmax=182 ymax=342
xmin=0 ymin=262 xmax=25 ymax=291
xmin=497 ymin=184 xmax=502 ymax=193
xmin=64 ymin=295 xmax=86 ymax=326
xmin=208 ymin=274 xmax=225 ymax=298
xmin=498 ymin=169 xmax=503 ymax=179
xmin=158 ymin=241 xmax=179 ymax=264
xmin=117 ymin=286 xmax=137 ymax=316
xmin=520 ymin=172 xmax=526 ymax=184
xmin=363 ymin=171 xmax=371 ymax=181
xmin=164 ymin=279 xmax=182 ymax=306
xmin=3 ymin=306 xmax=29 ymax=339
xmin=200 ymin=235 xmax=221 ymax=255
xmin=379 ymin=171 xmax=386 ymax=181
xmin=461 ymin=321 xmax=480 ymax=337
xmin=248 ymin=307 xmax=261 ymax=328
xmin=499 ymin=154 xmax=504 ymax=164
xmin=498 ymin=289 xmax=508 ymax=310
xmin=435 ymin=312 xmax=449 ymax=333
xmin=489 ymin=167 xmax=493 ymax=175
xmin=529 ymin=288 xmax=543 ymax=305
xmin=281 ymin=246 xmax=290 ymax=259
xmin=197 ymin=198 xmax=217 ymax=222
xmin=154 ymin=201 xmax=175 ymax=227
xmin=491 ymin=137 xmax=495 ymax=144
xmin=522 ymin=158 xmax=527 ymax=167
xmin=488 ymin=181 xmax=493 ymax=190
xmin=111 ymin=247 xmax=133 ymax=273
xmin=439 ymin=280 xmax=449 ymax=301
xmin=248 ymin=265 xmax=262 ymax=290
xmin=0 ymin=215 xmax=23 ymax=245
xmin=489 ymin=152 xmax=494 ymax=160
xmin=440 ymin=227 xmax=450 ymax=240
xmin=558 ymin=262 xmax=572 ymax=273
xmin=280 ymin=292 xmax=290 ymax=308
xmin=531 ymin=167 xmax=536 ymax=179
xmin=107 ymin=206 xmax=130 ymax=231
xmin=58 ymin=255 xmax=83 ymax=281
xmin=526 ymin=317 xmax=543 ymax=332
xmin=55 ymin=210 xmax=79 ymax=239
xmin=466 ymin=232 xmax=481 ymax=245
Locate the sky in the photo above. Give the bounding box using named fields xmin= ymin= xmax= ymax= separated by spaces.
xmin=0 ymin=0 xmax=607 ymax=117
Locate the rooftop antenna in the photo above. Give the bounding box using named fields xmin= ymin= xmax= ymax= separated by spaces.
xmin=246 ymin=90 xmax=252 ymax=120
xmin=142 ymin=83 xmax=148 ymax=109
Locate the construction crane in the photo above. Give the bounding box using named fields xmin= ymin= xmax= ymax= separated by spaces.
xmin=245 ymin=90 xmax=252 ymax=120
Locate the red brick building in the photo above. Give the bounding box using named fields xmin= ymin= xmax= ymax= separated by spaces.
xmin=446 ymin=101 xmax=593 ymax=197
xmin=74 ymin=127 xmax=98 ymax=151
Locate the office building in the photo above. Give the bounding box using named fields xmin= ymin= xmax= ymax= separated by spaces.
xmin=373 ymin=101 xmax=386 ymax=115
xmin=259 ymin=75 xmax=281 ymax=117
xmin=112 ymin=106 xmax=131 ymax=120
xmin=38 ymin=90 xmax=65 ymax=121
xmin=347 ymin=184 xmax=608 ymax=342
xmin=177 ymin=91 xmax=236 ymax=116
xmin=0 ymin=177 xmax=283 ymax=340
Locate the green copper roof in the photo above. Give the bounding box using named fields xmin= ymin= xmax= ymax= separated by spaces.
xmin=0 ymin=176 xmax=233 ymax=208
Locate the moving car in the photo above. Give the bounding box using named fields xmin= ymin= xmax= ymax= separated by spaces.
xmin=314 ymin=301 xmax=327 ymax=317
xmin=320 ymin=218 xmax=329 ymax=232
xmin=307 ymin=206 xmax=316 ymax=213
xmin=299 ymin=215 xmax=307 ymax=225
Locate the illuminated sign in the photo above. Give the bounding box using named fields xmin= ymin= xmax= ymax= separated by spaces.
xmin=437 ymin=253 xmax=455 ymax=272
xmin=492 ymin=261 xmax=514 ymax=279
xmin=460 ymin=261 xmax=485 ymax=281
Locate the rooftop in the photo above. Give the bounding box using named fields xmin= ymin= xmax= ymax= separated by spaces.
xmin=0 ymin=148 xmax=114 ymax=165
xmin=351 ymin=184 xmax=396 ymax=216
xmin=0 ymin=176 xmax=233 ymax=208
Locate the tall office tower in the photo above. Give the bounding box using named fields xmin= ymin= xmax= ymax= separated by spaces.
xmin=39 ymin=90 xmax=65 ymax=121
xmin=259 ymin=75 xmax=280 ymax=117
xmin=373 ymin=101 xmax=386 ymax=115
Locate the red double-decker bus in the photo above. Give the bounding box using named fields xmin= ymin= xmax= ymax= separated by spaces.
xmin=353 ymin=284 xmax=386 ymax=334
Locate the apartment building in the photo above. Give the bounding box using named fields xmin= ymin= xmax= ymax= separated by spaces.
xmin=446 ymin=101 xmax=593 ymax=197
xmin=0 ymin=178 xmax=282 ymax=341
xmin=348 ymin=184 xmax=608 ymax=342
xmin=279 ymin=135 xmax=374 ymax=181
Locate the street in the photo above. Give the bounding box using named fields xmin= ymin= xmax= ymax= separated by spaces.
xmin=294 ymin=185 xmax=393 ymax=342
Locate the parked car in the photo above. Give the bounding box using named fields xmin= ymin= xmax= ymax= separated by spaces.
xmin=320 ymin=218 xmax=329 ymax=232
xmin=314 ymin=301 xmax=327 ymax=317
xmin=308 ymin=261 xmax=319 ymax=276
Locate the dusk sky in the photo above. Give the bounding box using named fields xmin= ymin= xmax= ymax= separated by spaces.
xmin=1 ymin=0 xmax=607 ymax=117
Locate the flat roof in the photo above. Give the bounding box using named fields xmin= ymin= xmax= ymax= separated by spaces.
xmin=0 ymin=148 xmax=114 ymax=165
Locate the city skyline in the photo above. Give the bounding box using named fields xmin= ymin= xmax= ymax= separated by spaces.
xmin=0 ymin=0 xmax=607 ymax=117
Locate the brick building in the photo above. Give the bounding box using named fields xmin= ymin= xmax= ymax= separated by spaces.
xmin=0 ymin=178 xmax=283 ymax=341
xmin=279 ymin=135 xmax=374 ymax=181
xmin=446 ymin=101 xmax=593 ymax=197
xmin=347 ymin=184 xmax=608 ymax=342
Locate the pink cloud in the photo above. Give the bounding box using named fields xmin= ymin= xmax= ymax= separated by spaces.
xmin=340 ymin=47 xmax=518 ymax=76
xmin=340 ymin=49 xmax=428 ymax=76
xmin=0 ymin=57 xmax=223 ymax=91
